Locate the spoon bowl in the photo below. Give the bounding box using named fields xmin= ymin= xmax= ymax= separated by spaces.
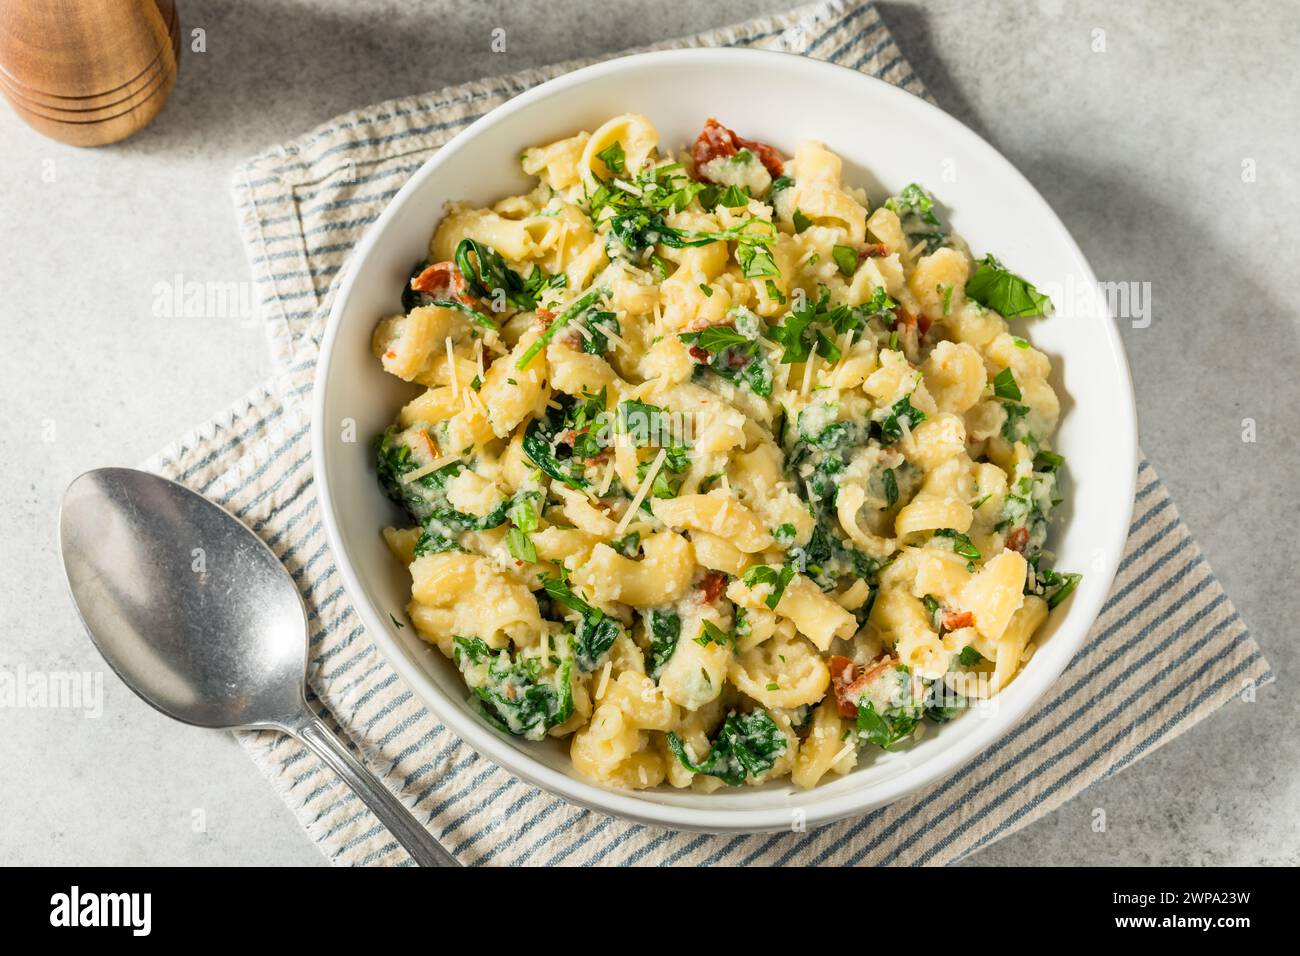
xmin=61 ymin=467 xmax=308 ymax=730
xmin=59 ymin=467 xmax=458 ymax=866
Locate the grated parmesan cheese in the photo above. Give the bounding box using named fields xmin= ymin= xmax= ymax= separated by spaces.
xmin=592 ymin=322 xmax=630 ymax=352
xmin=445 ymin=337 xmax=459 ymax=398
xmin=710 ymin=498 xmax=730 ymax=533
xmin=598 ymin=455 xmax=617 ymax=496
xmin=616 ymin=448 xmax=666 ymax=535
xmin=594 ymin=660 xmax=613 ymax=699
xmin=399 ymin=453 xmax=459 ymax=485
xmin=800 ymin=351 xmax=818 ymax=395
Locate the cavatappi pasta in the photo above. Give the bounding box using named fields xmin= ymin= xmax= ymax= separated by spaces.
xmin=370 ymin=114 xmax=1080 ymax=791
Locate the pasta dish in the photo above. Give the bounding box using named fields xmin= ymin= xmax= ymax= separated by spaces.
xmin=369 ymin=114 xmax=1080 ymax=791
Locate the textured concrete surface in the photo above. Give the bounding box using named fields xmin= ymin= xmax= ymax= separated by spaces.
xmin=0 ymin=0 xmax=1295 ymax=866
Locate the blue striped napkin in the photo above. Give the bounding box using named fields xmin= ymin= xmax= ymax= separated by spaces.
xmin=145 ymin=0 xmax=1271 ymax=865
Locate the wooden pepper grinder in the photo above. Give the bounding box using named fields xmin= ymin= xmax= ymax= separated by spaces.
xmin=0 ymin=0 xmax=181 ymax=147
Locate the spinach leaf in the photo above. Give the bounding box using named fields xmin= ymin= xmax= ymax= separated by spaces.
xmin=883 ymin=467 xmax=899 ymax=508
xmin=540 ymin=575 xmax=620 ymax=672
xmin=877 ymin=394 xmax=927 ymax=444
xmin=695 ymin=620 xmax=732 ymax=648
xmin=505 ymin=491 xmax=541 ymax=564
xmin=453 ymin=238 xmax=545 ymax=311
xmin=618 ymin=399 xmax=666 ymax=446
xmin=923 ymin=679 xmax=961 ymax=723
xmin=736 ymin=237 xmax=779 ymax=278
xmin=832 ymin=244 xmax=859 ymax=276
xmin=883 ymin=183 xmax=948 ymax=255
xmin=428 ymin=298 xmax=496 ymax=330
xmin=453 ymin=637 xmax=573 ymax=740
xmin=636 ymin=444 xmax=690 ymax=501
xmin=595 ymin=141 xmax=626 ymax=175
xmin=1028 ymin=557 xmax=1083 ymax=609
xmin=768 ymin=285 xmax=893 ymax=365
xmin=401 ymin=259 xmax=431 ymax=313
xmin=999 ymin=401 xmax=1033 ymax=446
xmin=521 ymin=392 xmax=607 ymax=489
xmin=645 ymin=609 xmax=681 ymax=680
xmin=965 ymin=254 xmax=1053 ymax=319
xmin=679 ymin=324 xmax=749 ymax=353
xmin=375 ymin=427 xmax=507 ymax=549
xmin=681 ymin=315 xmax=774 ymax=398
xmin=1035 ymin=449 xmax=1064 ymax=472
xmin=786 ymin=519 xmax=881 ymax=591
xmin=934 ymin=528 xmax=981 ymax=562
xmin=741 ymin=564 xmax=796 ymax=609
xmin=666 ymin=710 xmax=788 ymax=786
xmin=610 ymin=531 xmax=641 ymax=558
xmin=516 ymin=286 xmax=608 ymax=369
xmin=996 ymin=470 xmax=1061 ymax=558
xmin=856 ymin=698 xmax=919 ymax=749
xmin=716 ymin=184 xmax=750 ymax=208
xmin=578 ymin=310 xmax=619 ymax=355
xmin=991 ymin=367 xmax=1021 ymax=400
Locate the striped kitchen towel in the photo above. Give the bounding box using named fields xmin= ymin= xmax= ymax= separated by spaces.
xmin=143 ymin=0 xmax=1272 ymax=865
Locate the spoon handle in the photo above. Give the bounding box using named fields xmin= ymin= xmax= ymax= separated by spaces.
xmin=293 ymin=713 xmax=460 ymax=867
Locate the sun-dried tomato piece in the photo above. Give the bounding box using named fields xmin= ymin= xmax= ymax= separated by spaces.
xmin=691 ymin=117 xmax=785 ymax=182
xmin=894 ymin=307 xmax=932 ymax=339
xmin=828 ymin=656 xmax=859 ymax=718
xmin=834 ymin=656 xmax=898 ymax=718
xmin=1007 ymin=527 xmax=1029 ymax=553
xmin=698 ymin=571 xmax=728 ymax=604
xmin=943 ymin=610 xmax=975 ymax=631
xmin=410 ymin=261 xmax=465 ymax=300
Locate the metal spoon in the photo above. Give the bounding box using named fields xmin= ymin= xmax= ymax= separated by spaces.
xmin=59 ymin=467 xmax=458 ymax=867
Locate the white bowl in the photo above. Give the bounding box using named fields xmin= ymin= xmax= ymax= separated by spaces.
xmin=313 ymin=48 xmax=1137 ymax=833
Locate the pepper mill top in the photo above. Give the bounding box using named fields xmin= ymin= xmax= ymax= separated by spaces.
xmin=0 ymin=0 xmax=181 ymax=147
